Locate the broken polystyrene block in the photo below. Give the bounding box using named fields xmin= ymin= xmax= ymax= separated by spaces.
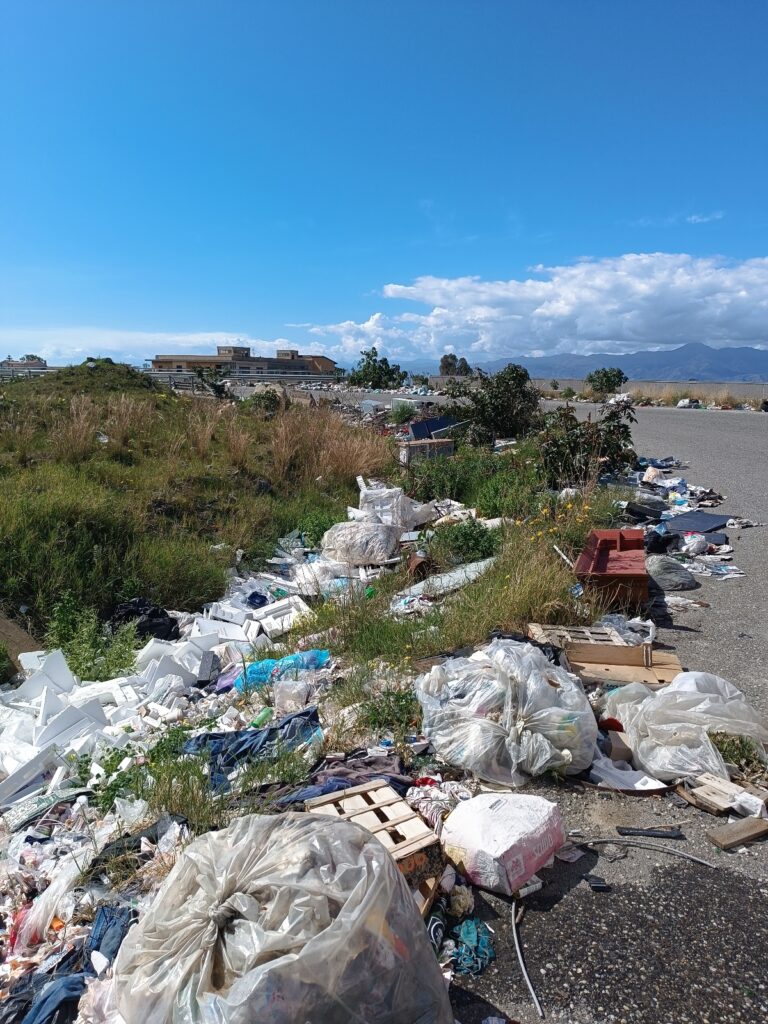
xmin=33 ymin=699 xmax=108 ymax=748
xmin=35 ymin=687 xmax=65 ymax=729
xmin=135 ymin=638 xmax=177 ymax=672
xmin=207 ymin=602 xmax=250 ymax=626
xmin=0 ymin=745 xmax=64 ymax=808
xmin=8 ymin=650 xmax=77 ymax=702
xmin=45 ymin=765 xmax=69 ymax=794
xmin=141 ymin=655 xmax=197 ymax=688
xmin=191 ymin=617 xmax=250 ymax=643
xmin=248 ymin=596 xmax=312 ymax=640
xmin=18 ymin=651 xmax=46 ymax=674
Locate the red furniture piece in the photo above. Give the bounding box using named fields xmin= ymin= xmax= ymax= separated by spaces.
xmin=574 ymin=529 xmax=649 ymax=606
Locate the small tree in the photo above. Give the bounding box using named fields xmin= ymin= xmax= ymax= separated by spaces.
xmin=446 ymin=363 xmax=540 ymax=443
xmin=439 ymin=352 xmax=458 ymax=376
xmin=584 ymin=367 xmax=628 ymax=395
xmin=347 ymin=347 xmax=407 ymax=389
xmin=550 ymin=378 xmax=559 ymax=391
xmin=456 ymin=356 xmax=472 ymax=376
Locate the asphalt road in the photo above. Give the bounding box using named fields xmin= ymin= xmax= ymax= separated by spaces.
xmin=569 ymin=403 xmax=768 ymax=715
xmin=452 ymin=402 xmax=768 ymax=1024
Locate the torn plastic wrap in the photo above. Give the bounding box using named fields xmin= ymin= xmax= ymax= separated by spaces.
xmin=356 ymin=478 xmax=435 ymax=530
xmin=415 ymin=639 xmax=598 ymax=786
xmin=112 ymin=813 xmax=453 ymax=1024
xmin=321 ymin=521 xmax=400 ymax=566
xmin=604 ymin=672 xmax=768 ymax=781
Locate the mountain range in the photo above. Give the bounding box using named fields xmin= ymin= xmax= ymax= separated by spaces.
xmin=399 ymin=343 xmax=768 ymax=381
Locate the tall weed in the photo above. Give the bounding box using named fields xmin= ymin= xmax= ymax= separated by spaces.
xmin=52 ymin=396 xmax=99 ymax=463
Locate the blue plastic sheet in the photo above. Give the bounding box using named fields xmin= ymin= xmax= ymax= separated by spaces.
xmin=183 ymin=707 xmax=322 ymax=790
xmin=234 ymin=650 xmax=330 ymax=692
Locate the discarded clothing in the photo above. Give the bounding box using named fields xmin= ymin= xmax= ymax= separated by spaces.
xmin=278 ymin=750 xmax=413 ymax=804
xmin=183 ymin=707 xmax=322 ymax=789
xmin=646 ymin=555 xmax=698 ymax=591
xmin=405 ymin=780 xmax=472 ymax=837
xmin=451 ymin=918 xmax=495 ymax=976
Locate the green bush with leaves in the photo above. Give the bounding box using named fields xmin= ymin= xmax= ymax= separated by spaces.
xmin=0 ymin=643 xmax=14 ymax=683
xmin=44 ymin=593 xmax=138 ymax=681
xmin=538 ymin=400 xmax=636 ymax=487
xmin=407 ymin=447 xmax=505 ymax=504
xmin=429 ymin=518 xmax=501 ymax=565
xmin=446 ymin=364 xmax=540 ymax=443
xmin=347 ymin=347 xmax=407 ymax=389
xmin=584 ymin=367 xmax=628 ymax=395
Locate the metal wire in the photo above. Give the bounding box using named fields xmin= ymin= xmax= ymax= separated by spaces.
xmin=581 ymin=837 xmax=717 ymax=868
xmin=511 ymin=897 xmax=545 ymax=1019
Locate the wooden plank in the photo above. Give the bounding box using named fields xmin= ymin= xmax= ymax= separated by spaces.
xmin=305 ymin=778 xmax=387 ymax=808
xmin=707 ymin=817 xmax=768 ymax=851
xmin=565 ymin=642 xmax=646 ymax=666
xmin=674 ymin=784 xmax=728 ymax=816
xmin=415 ymin=875 xmax=439 ymax=919
xmin=695 ymin=774 xmax=768 ymax=806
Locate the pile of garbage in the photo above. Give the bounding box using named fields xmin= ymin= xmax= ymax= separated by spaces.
xmin=1 ymin=458 xmax=767 ymax=1024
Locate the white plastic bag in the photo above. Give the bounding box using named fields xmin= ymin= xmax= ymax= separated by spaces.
xmin=604 ymin=672 xmax=768 ymax=781
xmin=441 ymin=793 xmax=565 ymax=895
xmin=321 ymin=521 xmax=400 ymax=565
xmin=416 ymin=639 xmax=598 ymax=785
xmin=113 ymin=812 xmax=452 ymax=1024
xmin=357 ymin=479 xmax=435 ymax=530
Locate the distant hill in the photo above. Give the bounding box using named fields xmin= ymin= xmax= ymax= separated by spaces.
xmin=399 ymin=343 xmax=768 ymax=381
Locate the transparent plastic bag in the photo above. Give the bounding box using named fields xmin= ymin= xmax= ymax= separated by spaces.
xmin=604 ymin=672 xmax=768 ymax=781
xmin=113 ymin=812 xmax=452 ymax=1024
xmin=416 ymin=640 xmax=598 ymax=785
xmin=321 ymin=521 xmax=400 ymax=565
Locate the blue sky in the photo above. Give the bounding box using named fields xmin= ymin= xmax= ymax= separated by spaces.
xmin=1 ymin=1 xmax=767 ymax=367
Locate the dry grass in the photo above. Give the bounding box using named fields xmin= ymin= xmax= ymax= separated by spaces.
xmin=0 ymin=414 xmax=36 ymax=465
xmin=51 ymin=396 xmax=99 ymax=463
xmin=105 ymin=394 xmax=147 ymax=448
xmin=187 ymin=401 xmax=222 ymax=459
xmin=710 ymin=388 xmax=740 ymax=408
xmin=270 ymin=406 xmax=393 ymax=484
xmin=222 ymin=411 xmax=253 ymax=472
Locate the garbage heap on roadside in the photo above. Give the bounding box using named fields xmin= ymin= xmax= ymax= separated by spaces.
xmin=1 ymin=464 xmax=767 ymax=1024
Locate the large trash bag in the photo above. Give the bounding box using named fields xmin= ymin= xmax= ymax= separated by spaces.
xmin=416 ymin=639 xmax=598 ymax=786
xmin=321 ymin=521 xmax=400 ymax=566
xmin=113 ymin=813 xmax=453 ymax=1024
xmin=604 ymin=672 xmax=768 ymax=781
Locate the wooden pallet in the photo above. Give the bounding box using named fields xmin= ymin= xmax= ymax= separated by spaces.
xmin=305 ymin=779 xmax=438 ymax=862
xmin=528 ymin=623 xmax=629 ymax=648
xmin=306 ymin=779 xmax=440 ymax=918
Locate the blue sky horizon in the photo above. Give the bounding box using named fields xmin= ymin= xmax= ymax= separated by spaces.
xmin=2 ymin=2 xmax=767 ymax=369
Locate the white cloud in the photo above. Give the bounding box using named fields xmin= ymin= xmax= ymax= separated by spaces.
xmin=685 ymin=211 xmax=725 ymax=224
xmin=2 ymin=252 xmax=767 ymax=367
xmin=311 ymin=253 xmax=768 ymax=360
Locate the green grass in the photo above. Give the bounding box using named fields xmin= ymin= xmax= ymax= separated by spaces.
xmin=0 ymin=366 xmax=384 ymax=631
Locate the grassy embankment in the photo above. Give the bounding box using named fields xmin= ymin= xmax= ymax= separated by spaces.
xmin=1 ymin=364 xmax=627 ymax=835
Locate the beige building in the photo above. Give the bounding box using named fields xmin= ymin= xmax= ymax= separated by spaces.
xmin=151 ymin=346 xmax=337 ymax=376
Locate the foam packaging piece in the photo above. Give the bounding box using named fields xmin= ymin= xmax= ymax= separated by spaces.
xmin=441 ymin=792 xmax=565 ymax=896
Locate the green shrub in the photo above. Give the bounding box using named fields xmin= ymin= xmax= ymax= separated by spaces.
xmin=44 ymin=593 xmax=138 ymax=681
xmin=295 ymin=507 xmax=341 ymax=547
xmin=429 ymin=518 xmax=501 ymax=565
xmin=407 ymin=447 xmax=504 ymax=504
xmin=0 ymin=643 xmax=14 ymax=683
